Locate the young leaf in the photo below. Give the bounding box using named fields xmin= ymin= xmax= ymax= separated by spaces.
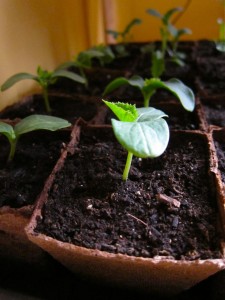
xmin=0 ymin=122 xmax=16 ymax=141
xmin=14 ymin=114 xmax=71 ymax=135
xmin=103 ymin=100 xmax=169 ymax=180
xmin=103 ymin=75 xmax=144 ymax=96
xmin=160 ymin=78 xmax=195 ymax=111
xmin=0 ymin=115 xmax=71 ymax=162
xmin=1 ymin=73 xmax=37 ymax=91
xmin=102 ymin=100 xmax=138 ymax=122
xmin=52 ymin=69 xmax=86 ymax=84
xmin=111 ymin=117 xmax=169 ymax=158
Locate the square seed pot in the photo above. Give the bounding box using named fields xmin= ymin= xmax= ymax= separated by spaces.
xmin=25 ymin=124 xmax=225 ymax=296
xmin=0 ymin=126 xmax=72 ymax=264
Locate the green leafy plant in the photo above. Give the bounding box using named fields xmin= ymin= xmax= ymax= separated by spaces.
xmin=0 ymin=66 xmax=86 ymax=113
xmin=103 ymin=75 xmax=195 ymax=110
xmin=146 ymin=6 xmax=192 ymax=67
xmin=106 ymin=18 xmax=142 ymax=57
xmin=216 ymin=0 xmax=225 ymax=52
xmin=57 ymin=45 xmax=115 ymax=86
xmin=0 ymin=114 xmax=71 ymax=162
xmin=216 ymin=17 xmax=225 ymax=51
xmin=107 ymin=18 xmax=142 ymax=43
xmin=102 ymin=100 xmax=169 ymax=181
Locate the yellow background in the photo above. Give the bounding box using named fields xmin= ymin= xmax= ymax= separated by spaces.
xmin=0 ymin=0 xmax=223 ymax=109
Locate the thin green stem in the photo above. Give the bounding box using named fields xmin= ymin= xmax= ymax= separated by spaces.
xmin=161 ymin=30 xmax=168 ymax=58
xmin=43 ymin=87 xmax=51 ymax=113
xmin=143 ymin=90 xmax=155 ymax=107
xmin=8 ymin=138 xmax=17 ymax=162
xmin=122 ymin=151 xmax=133 ymax=181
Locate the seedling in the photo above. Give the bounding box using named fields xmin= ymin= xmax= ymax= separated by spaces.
xmin=0 ymin=114 xmax=71 ymax=162
xmin=58 ymin=45 xmax=115 ymax=86
xmin=216 ymin=18 xmax=225 ymax=52
xmin=216 ymin=0 xmax=225 ymax=52
xmin=107 ymin=18 xmax=142 ymax=57
xmin=103 ymin=75 xmax=195 ymax=110
xmin=146 ymin=6 xmax=192 ymax=66
xmin=0 ymin=66 xmax=86 ymax=113
xmin=107 ymin=18 xmax=142 ymax=43
xmin=102 ymin=100 xmax=169 ymax=181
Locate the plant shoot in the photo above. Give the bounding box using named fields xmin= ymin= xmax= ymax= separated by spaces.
xmin=0 ymin=115 xmax=71 ymax=162
xmin=103 ymin=100 xmax=169 ymax=181
xmin=1 ymin=66 xmax=86 ymax=113
xmin=103 ymin=75 xmax=195 ymax=110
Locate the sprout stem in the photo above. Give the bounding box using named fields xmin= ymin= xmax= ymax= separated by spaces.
xmin=43 ymin=87 xmax=51 ymax=113
xmin=8 ymin=138 xmax=17 ymax=162
xmin=122 ymin=151 xmax=133 ymax=181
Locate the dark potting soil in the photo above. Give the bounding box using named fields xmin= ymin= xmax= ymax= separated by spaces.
xmin=36 ymin=126 xmax=223 ymax=260
xmin=196 ymin=57 xmax=225 ymax=81
xmin=194 ymin=39 xmax=225 ymax=59
xmin=195 ymin=77 xmax=225 ymax=97
xmin=0 ymin=129 xmax=70 ymax=208
xmin=0 ymin=94 xmax=100 ymax=124
xmin=202 ymin=103 xmax=225 ymax=128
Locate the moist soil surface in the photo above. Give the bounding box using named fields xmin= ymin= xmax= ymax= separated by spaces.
xmin=36 ymin=126 xmax=223 ymax=260
xmin=0 ymin=94 xmax=100 ymax=124
xmin=0 ymin=130 xmax=70 ymax=208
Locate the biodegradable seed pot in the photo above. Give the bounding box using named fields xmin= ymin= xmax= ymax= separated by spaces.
xmin=0 ymin=116 xmax=72 ymax=264
xmin=25 ymin=123 xmax=225 ymax=296
xmin=2 ymin=34 xmax=225 ymax=297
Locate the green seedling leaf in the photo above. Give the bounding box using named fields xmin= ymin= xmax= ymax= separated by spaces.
xmin=163 ymin=7 xmax=182 ymax=24
xmin=52 ymin=69 xmax=86 ymax=84
xmin=107 ymin=18 xmax=142 ymax=43
xmin=103 ymin=75 xmax=144 ymax=96
xmin=1 ymin=66 xmax=86 ymax=113
xmin=104 ymin=75 xmax=195 ymax=111
xmin=14 ymin=114 xmax=71 ymax=135
xmin=161 ymin=78 xmax=195 ymax=111
xmin=146 ymin=8 xmax=162 ymax=19
xmin=1 ymin=73 xmax=37 ymax=91
xmin=103 ymin=100 xmax=169 ymax=180
xmin=112 ymin=116 xmax=169 ymax=158
xmin=123 ymin=18 xmax=142 ymax=36
xmin=103 ymin=100 xmax=138 ymax=122
xmin=137 ymin=107 xmax=168 ymax=121
xmin=0 ymin=115 xmax=71 ymax=162
xmin=0 ymin=122 xmax=16 ymax=141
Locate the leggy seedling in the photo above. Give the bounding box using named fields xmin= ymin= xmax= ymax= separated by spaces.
xmin=57 ymin=45 xmax=115 ymax=87
xmin=216 ymin=0 xmax=225 ymax=52
xmin=146 ymin=6 xmax=192 ymax=67
xmin=0 ymin=66 xmax=86 ymax=113
xmin=103 ymin=75 xmax=195 ymax=110
xmin=107 ymin=18 xmax=142 ymax=57
xmin=0 ymin=114 xmax=71 ymax=162
xmin=103 ymin=100 xmax=169 ymax=181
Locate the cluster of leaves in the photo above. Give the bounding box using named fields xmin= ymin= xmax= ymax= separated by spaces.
xmin=57 ymin=45 xmax=115 ymax=87
xmin=0 ymin=114 xmax=71 ymax=162
xmin=216 ymin=0 xmax=225 ymax=52
xmin=103 ymin=100 xmax=169 ymax=180
xmin=146 ymin=6 xmax=192 ymax=69
xmin=0 ymin=66 xmax=85 ymax=112
xmin=103 ymin=75 xmax=195 ymax=110
xmin=107 ymin=18 xmax=142 ymax=57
